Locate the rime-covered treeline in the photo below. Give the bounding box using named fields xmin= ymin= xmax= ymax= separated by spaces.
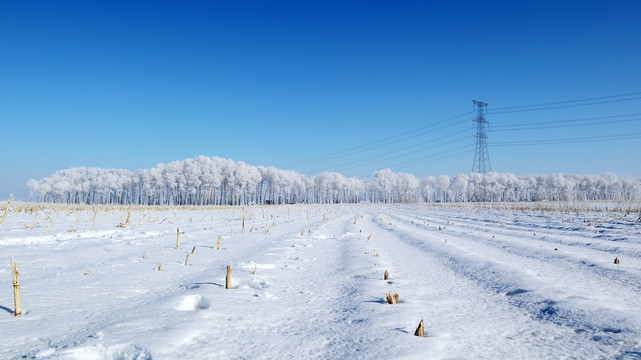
xmin=26 ymin=156 xmax=640 ymax=205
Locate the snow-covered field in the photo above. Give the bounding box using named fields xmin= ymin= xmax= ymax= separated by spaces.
xmin=1 ymin=202 xmax=641 ymax=359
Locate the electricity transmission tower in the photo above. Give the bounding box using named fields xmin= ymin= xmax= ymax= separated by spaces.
xmin=472 ymin=100 xmax=492 ymax=173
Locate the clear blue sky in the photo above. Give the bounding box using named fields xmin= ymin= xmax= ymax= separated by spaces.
xmin=2 ymin=1 xmax=640 ymax=200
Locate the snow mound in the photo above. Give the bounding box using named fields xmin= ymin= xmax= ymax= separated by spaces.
xmin=174 ymin=295 xmax=210 ymax=311
xmin=63 ymin=343 xmax=151 ymax=360
xmin=311 ymin=234 xmax=333 ymax=240
xmin=33 ymin=347 xmax=56 ymax=358
xmin=240 ymin=261 xmax=276 ymax=269
xmin=0 ymin=235 xmax=56 ymax=245
xmin=254 ymin=291 xmax=278 ymax=300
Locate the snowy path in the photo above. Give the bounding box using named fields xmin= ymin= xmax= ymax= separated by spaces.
xmin=1 ymin=203 xmax=640 ymax=359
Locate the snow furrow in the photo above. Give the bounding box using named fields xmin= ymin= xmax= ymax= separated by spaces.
xmin=2 ymin=204 xmax=640 ymax=359
xmin=369 ymin=206 xmax=641 ymax=358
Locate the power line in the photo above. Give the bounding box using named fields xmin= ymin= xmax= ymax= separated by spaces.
xmin=490 ymin=132 xmax=641 ymax=146
xmin=488 ymin=96 xmax=641 ymax=115
xmin=289 ymin=116 xmax=474 ymax=172
xmin=391 ymin=146 xmax=474 ymax=174
xmin=282 ymin=91 xmax=640 ymax=178
xmin=490 ymin=91 xmax=641 ymax=111
xmin=353 ymin=145 xmax=475 ymax=178
xmin=280 ymin=110 xmax=474 ymax=168
xmin=492 ymin=117 xmax=641 ymax=132
xmin=302 ymin=109 xmax=637 ymax=177
xmin=492 ymin=112 xmax=641 ymax=129
xmin=311 ymin=132 xmax=470 ymax=174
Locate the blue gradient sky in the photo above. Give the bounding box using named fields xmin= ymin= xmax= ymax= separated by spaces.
xmin=2 ymin=1 xmax=640 ymax=200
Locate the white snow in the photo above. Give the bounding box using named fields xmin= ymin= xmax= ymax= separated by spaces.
xmin=1 ymin=203 xmax=640 ymax=359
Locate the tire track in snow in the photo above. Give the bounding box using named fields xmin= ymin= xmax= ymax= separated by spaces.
xmin=385 ymin=209 xmax=641 ymax=301
xmin=233 ymin=210 xmax=405 ymax=359
xmin=16 ymin=208 xmax=333 ymax=359
xmin=369 ymin=205 xmax=641 ymax=358
xmin=150 ymin=208 xmax=400 ymax=359
xmin=401 ymin=206 xmax=641 ymax=261
xmin=360 ymin=210 xmax=616 ymax=359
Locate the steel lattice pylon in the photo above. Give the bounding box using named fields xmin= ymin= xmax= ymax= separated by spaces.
xmin=472 ymin=100 xmax=492 ymax=174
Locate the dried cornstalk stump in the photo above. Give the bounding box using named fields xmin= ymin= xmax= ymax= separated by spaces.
xmin=614 ymin=257 xmax=620 ymax=264
xmin=176 ymin=228 xmax=181 ymax=249
xmin=11 ymin=258 xmax=22 ymax=316
xmin=0 ymin=194 xmax=12 ymax=227
xmin=385 ymin=292 xmax=393 ymax=304
xmin=384 ymin=269 xmax=390 ymax=280
xmin=414 ymin=318 xmax=424 ymax=337
xmin=366 ymin=233 xmax=374 ymax=242
xmin=386 ymin=291 xmax=399 ymax=304
xmin=123 ymin=206 xmax=132 ymax=228
xmin=225 ymin=264 xmax=232 ymax=289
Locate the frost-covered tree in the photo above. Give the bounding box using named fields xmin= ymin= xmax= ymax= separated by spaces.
xmin=27 ymin=156 xmax=641 ymax=205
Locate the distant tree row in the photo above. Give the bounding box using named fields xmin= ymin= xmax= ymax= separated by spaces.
xmin=26 ymin=156 xmax=640 ymax=205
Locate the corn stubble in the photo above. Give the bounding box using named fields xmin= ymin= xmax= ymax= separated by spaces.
xmin=11 ymin=258 xmax=21 ymax=316
xmin=386 ymin=291 xmax=399 ymax=304
xmin=226 ymin=264 xmax=232 ymax=289
xmin=414 ymin=319 xmax=424 ymax=337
